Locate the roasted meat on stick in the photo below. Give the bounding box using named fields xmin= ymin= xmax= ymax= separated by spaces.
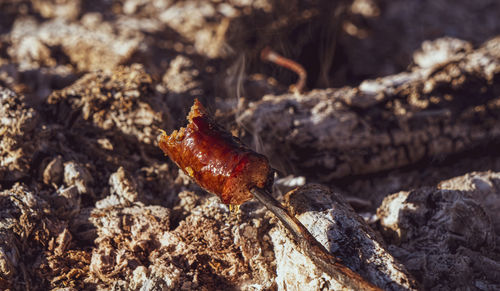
xmin=158 ymin=99 xmax=381 ymax=290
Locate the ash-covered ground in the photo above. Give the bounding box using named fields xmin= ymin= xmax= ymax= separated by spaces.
xmin=1 ymin=0 xmax=500 ymax=290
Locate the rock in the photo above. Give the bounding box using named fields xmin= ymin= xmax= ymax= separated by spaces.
xmin=96 ymin=167 xmax=140 ymax=209
xmin=47 ymin=64 xmax=170 ymax=146
xmin=162 ymin=55 xmax=201 ymax=94
xmin=0 ymin=229 xmax=20 ymax=288
xmin=37 ymin=64 xmax=176 ymax=210
xmin=438 ymin=171 xmax=500 ymax=235
xmin=0 ymin=183 xmax=76 ymax=289
xmin=49 ymin=185 xmax=80 ymax=219
xmin=32 ymin=0 xmax=81 ymax=20
xmin=148 ymin=194 xmax=276 ymax=290
xmin=108 ymin=166 xmax=139 ymax=204
xmin=271 ymin=184 xmax=417 ymax=290
xmin=0 ymin=87 xmax=38 ymax=181
xmin=377 ymin=184 xmax=499 ymax=290
xmin=63 ymin=161 xmax=93 ymax=195
xmin=89 ymin=205 xmax=171 ymax=286
xmin=53 ymin=228 xmax=72 ymax=256
xmin=86 ymin=190 xmax=277 ymax=290
xmin=8 ymin=34 xmax=55 ymax=68
xmin=9 ymin=17 xmax=141 ymax=71
xmin=43 ymin=155 xmax=64 ymax=186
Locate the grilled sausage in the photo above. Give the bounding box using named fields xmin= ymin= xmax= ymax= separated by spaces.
xmin=158 ymin=99 xmax=273 ymax=204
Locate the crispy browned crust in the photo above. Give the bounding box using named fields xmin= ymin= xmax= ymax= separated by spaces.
xmin=158 ymin=99 xmax=272 ymax=204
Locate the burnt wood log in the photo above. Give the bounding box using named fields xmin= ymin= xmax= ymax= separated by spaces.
xmin=239 ymin=37 xmax=500 ymax=180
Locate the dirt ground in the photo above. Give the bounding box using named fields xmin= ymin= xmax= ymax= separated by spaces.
xmin=1 ymin=0 xmax=500 ymax=290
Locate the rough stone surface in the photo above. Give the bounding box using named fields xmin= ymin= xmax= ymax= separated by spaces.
xmin=0 ymin=183 xmax=82 ymax=290
xmin=377 ymin=185 xmax=499 ymax=290
xmin=63 ymin=161 xmax=93 ymax=196
xmin=9 ymin=17 xmax=141 ymax=72
xmin=88 ymin=204 xmax=171 ymax=288
xmin=439 ymin=171 xmax=500 ymax=235
xmin=86 ymin=191 xmax=276 ymax=290
xmin=0 ymin=87 xmax=38 ymax=181
xmin=107 ymin=166 xmax=140 ymax=205
xmin=47 ymin=64 xmax=170 ymax=146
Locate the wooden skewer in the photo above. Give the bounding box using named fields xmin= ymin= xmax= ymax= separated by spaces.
xmin=250 ymin=186 xmax=382 ymax=291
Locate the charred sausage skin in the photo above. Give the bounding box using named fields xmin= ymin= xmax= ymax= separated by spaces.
xmin=158 ymin=99 xmax=272 ymax=205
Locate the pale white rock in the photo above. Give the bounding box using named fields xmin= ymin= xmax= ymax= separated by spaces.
xmin=108 ymin=166 xmax=139 ymax=204
xmin=63 ymin=161 xmax=93 ymax=195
